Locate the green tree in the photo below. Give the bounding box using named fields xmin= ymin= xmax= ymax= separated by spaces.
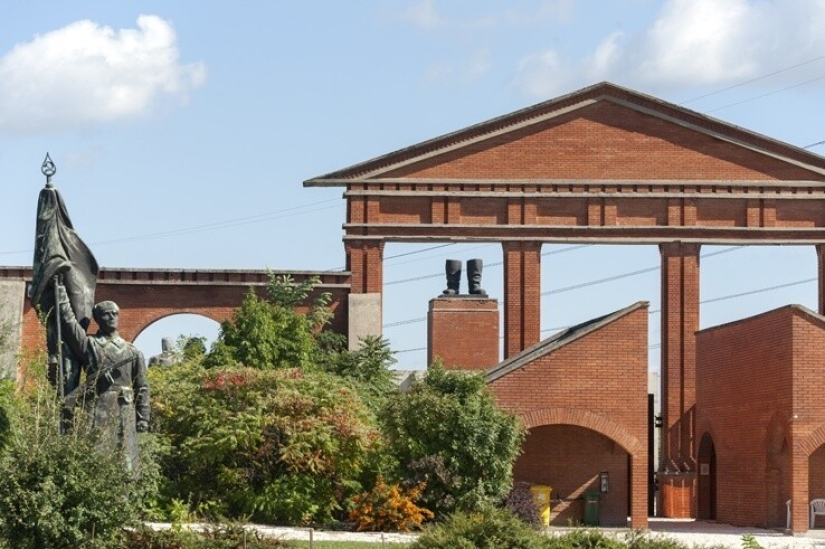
xmin=203 ymin=274 xmax=331 ymax=370
xmin=381 ymin=364 xmax=525 ymax=516
xmin=317 ymin=334 xmax=398 ymax=411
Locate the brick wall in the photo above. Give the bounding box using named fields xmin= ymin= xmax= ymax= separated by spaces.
xmin=427 ymin=297 xmax=499 ymax=369
xmin=488 ymin=303 xmax=649 ymax=528
xmin=696 ymin=305 xmax=825 ymax=531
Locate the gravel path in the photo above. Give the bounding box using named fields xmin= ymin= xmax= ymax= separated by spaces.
xmin=147 ymin=518 xmax=825 ymax=547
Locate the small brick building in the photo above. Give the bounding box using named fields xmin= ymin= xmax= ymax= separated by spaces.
xmin=696 ymin=304 xmax=825 ymax=532
xmin=429 ymin=297 xmax=650 ymax=528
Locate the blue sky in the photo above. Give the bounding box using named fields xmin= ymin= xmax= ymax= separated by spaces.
xmin=2 ymin=1 xmax=824 ymax=368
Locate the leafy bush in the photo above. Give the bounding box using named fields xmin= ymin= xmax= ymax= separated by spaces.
xmin=153 ymin=364 xmax=380 ymax=524
xmin=348 ymin=476 xmax=433 ymax=532
xmin=410 ymin=506 xmax=551 ymax=549
xmin=504 ymin=482 xmax=541 ymax=527
xmin=381 ymin=364 xmax=525 ymax=516
xmin=544 ymin=529 xmax=625 ymax=549
xmin=621 ymin=529 xmax=692 ymax=549
xmin=0 ymin=381 xmax=142 ymax=549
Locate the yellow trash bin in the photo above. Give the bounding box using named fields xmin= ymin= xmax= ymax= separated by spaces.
xmin=529 ymin=484 xmax=553 ymax=527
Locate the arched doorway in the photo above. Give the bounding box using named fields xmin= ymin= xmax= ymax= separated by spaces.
xmin=514 ymin=424 xmax=629 ymax=526
xmin=697 ymin=432 xmax=716 ymax=520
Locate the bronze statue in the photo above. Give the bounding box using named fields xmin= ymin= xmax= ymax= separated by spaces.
xmin=443 ymin=259 xmax=461 ymax=295
xmin=57 ymin=283 xmax=149 ymax=472
xmin=30 ymin=155 xmax=149 ymax=472
xmin=466 ymin=258 xmax=487 ymax=296
xmin=441 ymin=258 xmax=487 ymax=297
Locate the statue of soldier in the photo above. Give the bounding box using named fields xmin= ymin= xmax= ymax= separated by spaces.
xmin=56 ymin=281 xmax=149 ymax=472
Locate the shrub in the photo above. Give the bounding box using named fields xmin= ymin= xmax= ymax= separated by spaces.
xmin=410 ymin=506 xmax=551 ymax=549
xmin=381 ymin=364 xmax=525 ymax=516
xmin=504 ymin=482 xmax=542 ymax=527
xmin=0 ymin=383 xmax=141 ymax=549
xmin=153 ymin=364 xmax=379 ymax=524
xmin=120 ymin=523 xmax=292 ymax=548
xmin=348 ymin=476 xmax=433 ymax=532
xmin=544 ymin=529 xmax=625 ymax=549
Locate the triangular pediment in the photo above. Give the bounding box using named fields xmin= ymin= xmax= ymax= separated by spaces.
xmin=305 ymin=82 xmax=825 ymax=186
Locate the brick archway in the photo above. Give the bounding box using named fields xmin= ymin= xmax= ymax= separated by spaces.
xmin=519 ymin=406 xmax=643 ymax=455
xmin=0 ymin=267 xmax=350 ymax=356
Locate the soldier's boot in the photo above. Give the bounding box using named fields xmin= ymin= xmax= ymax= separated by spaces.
xmin=442 ymin=259 xmax=462 ymax=295
xmin=467 ymin=258 xmax=487 ymax=296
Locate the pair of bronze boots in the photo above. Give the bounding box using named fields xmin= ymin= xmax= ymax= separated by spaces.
xmin=443 ymin=258 xmax=486 ymax=296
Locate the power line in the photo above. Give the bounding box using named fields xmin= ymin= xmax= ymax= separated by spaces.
xmin=384 ymin=247 xmax=741 ymax=331
xmin=0 ymin=198 xmax=343 ymax=256
xmin=705 ymin=73 xmax=825 ymax=113
xmin=679 ymin=54 xmax=825 ymax=105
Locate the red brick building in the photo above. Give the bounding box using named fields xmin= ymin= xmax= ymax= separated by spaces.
xmin=696 ymin=305 xmax=825 ymax=532
xmin=484 ymin=302 xmax=650 ymax=528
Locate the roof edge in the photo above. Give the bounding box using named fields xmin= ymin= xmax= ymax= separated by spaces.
xmin=485 ymin=300 xmax=650 ymax=383
xmin=697 ymin=303 xmax=825 ymax=335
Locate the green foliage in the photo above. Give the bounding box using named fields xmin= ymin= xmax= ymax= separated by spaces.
xmin=153 ymin=363 xmax=380 ymax=524
xmin=739 ymin=535 xmax=762 ymax=549
xmin=120 ymin=523 xmax=292 ymax=548
xmin=621 ymin=530 xmax=691 ymax=549
xmin=0 ymin=379 xmax=15 ymax=454
xmin=411 ymin=506 xmax=551 ymax=549
xmin=317 ymin=335 xmax=398 ymax=411
xmin=204 ymin=290 xmax=317 ymax=370
xmin=0 ymin=377 xmax=143 ymax=549
xmin=381 ymin=364 xmax=525 ymax=516
xmin=544 ymin=529 xmax=626 ymax=549
xmin=267 ymin=274 xmax=332 ymax=330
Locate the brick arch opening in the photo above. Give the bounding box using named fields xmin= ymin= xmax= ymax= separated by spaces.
xmin=519 ymin=407 xmax=643 ymax=455
xmin=514 ymin=422 xmax=633 ymax=527
xmin=133 ymin=313 xmax=221 ymax=359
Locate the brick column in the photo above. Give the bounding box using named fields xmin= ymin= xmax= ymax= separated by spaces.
xmin=659 ymin=241 xmax=700 ymax=518
xmin=345 ymin=239 xmax=384 ymax=294
xmin=345 ymin=239 xmax=385 ymax=350
xmin=502 ymin=241 xmax=542 ymax=358
xmin=817 ymin=245 xmax=825 ymax=315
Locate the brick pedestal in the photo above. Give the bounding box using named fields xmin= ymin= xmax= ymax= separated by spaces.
xmin=427 ymin=297 xmax=499 ymax=370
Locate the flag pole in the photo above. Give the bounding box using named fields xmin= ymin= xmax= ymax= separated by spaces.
xmin=53 ymin=275 xmax=64 ymax=401
xmin=41 ymin=154 xmax=64 ymax=402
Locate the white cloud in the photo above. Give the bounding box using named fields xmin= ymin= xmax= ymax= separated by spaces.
xmin=515 ymin=0 xmax=825 ymax=97
xmin=0 ymin=15 xmax=206 ymax=134
xmin=403 ymin=0 xmax=446 ymax=29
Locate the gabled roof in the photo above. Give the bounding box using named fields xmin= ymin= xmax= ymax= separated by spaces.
xmin=305 ymin=81 xmax=825 ymax=185
xmin=485 ymin=301 xmax=649 ymax=383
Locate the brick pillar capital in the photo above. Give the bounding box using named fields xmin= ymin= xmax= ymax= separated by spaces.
xmin=659 ymin=241 xmax=701 ymax=258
